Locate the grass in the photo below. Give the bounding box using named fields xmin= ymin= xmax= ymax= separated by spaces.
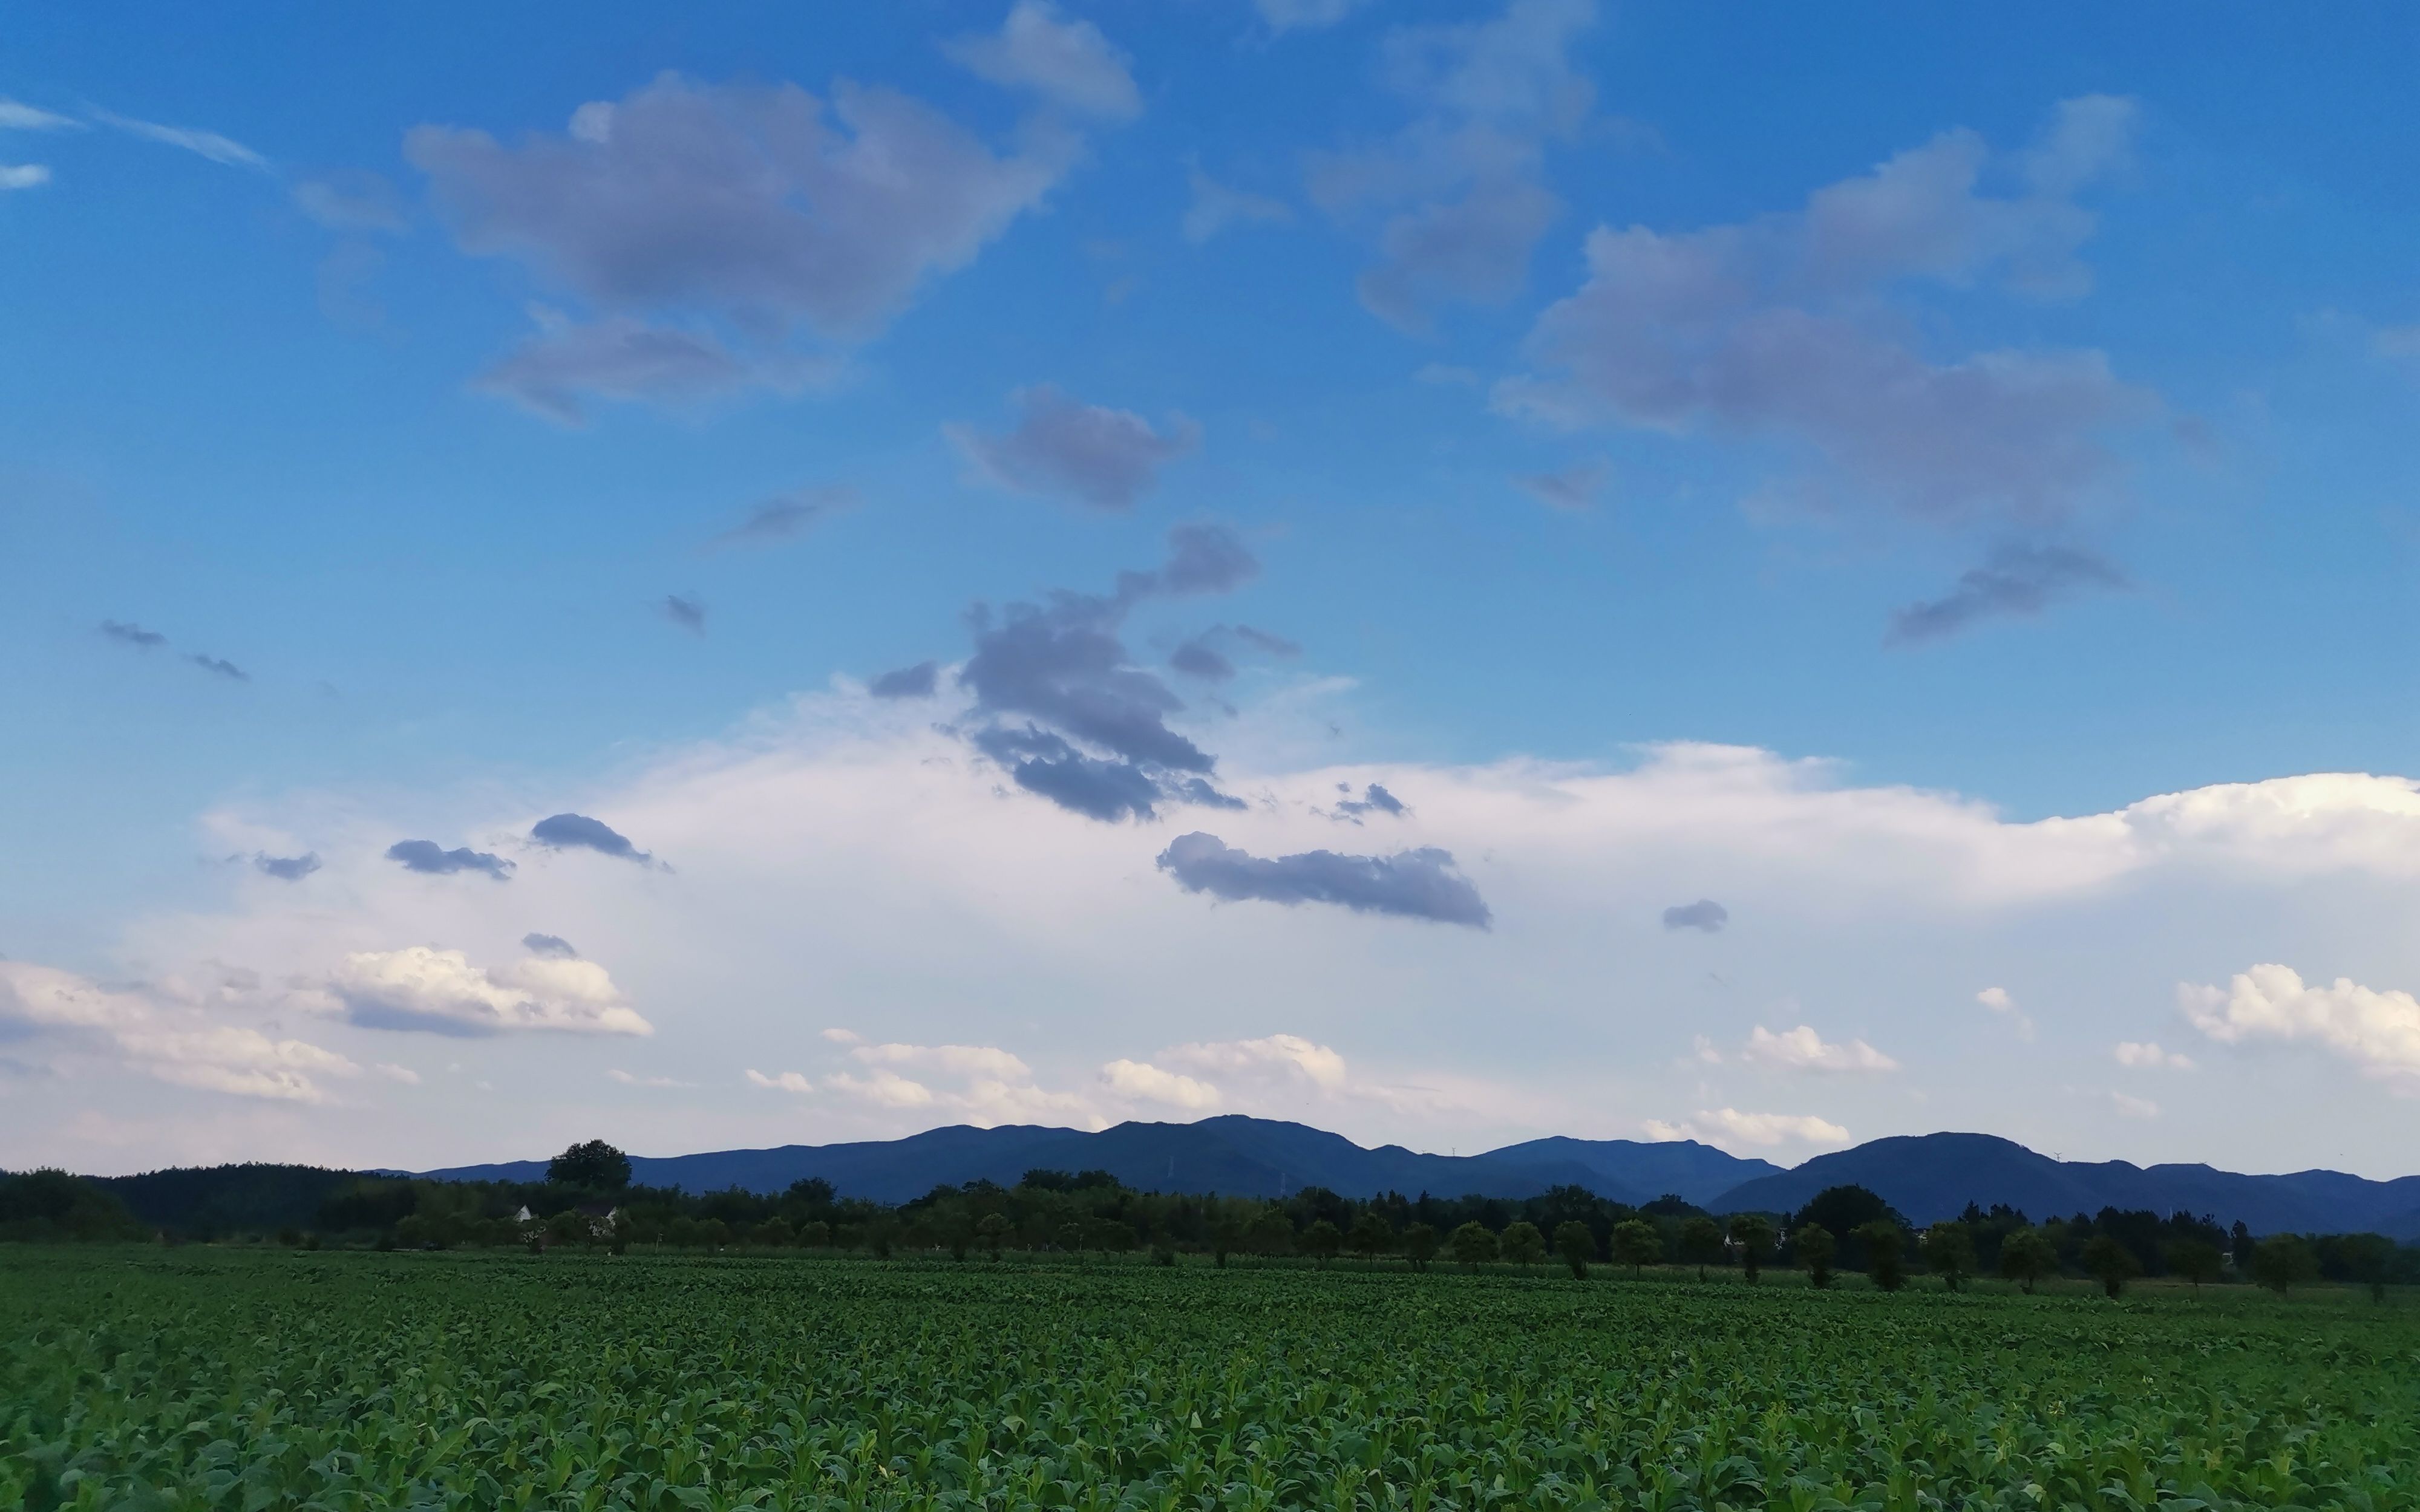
xmin=4 ymin=1245 xmax=2415 ymax=1510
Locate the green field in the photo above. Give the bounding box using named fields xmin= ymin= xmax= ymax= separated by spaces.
xmin=4 ymin=1248 xmax=2414 ymax=1511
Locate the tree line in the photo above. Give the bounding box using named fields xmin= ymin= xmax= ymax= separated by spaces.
xmin=5 ymin=1143 xmax=2411 ymax=1300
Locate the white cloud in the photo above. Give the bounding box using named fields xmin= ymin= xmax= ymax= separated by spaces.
xmin=609 ymin=1068 xmax=695 ymax=1088
xmin=1646 ymin=1107 xmax=1853 ymax=1150
xmin=2179 ymin=964 xmax=2420 ymax=1086
xmin=0 ymin=99 xmax=79 ymax=131
xmin=91 ymin=108 xmax=268 ymax=170
xmin=2112 ymin=1040 xmax=2192 ymax=1070
xmin=1977 ymin=985 xmax=2036 ymax=1040
xmin=825 ymin=1067 xmax=939 ymax=1109
xmin=1162 ymin=1032 xmax=1348 ymax=1089
xmin=0 ymin=960 xmax=358 ymax=1104
xmin=1 ymin=163 xmax=50 ymax=191
xmin=745 ymin=1069 xmax=816 ymax=1094
xmin=1100 ymin=1057 xmax=1223 ymax=1109
xmin=1255 ymin=0 xmax=1368 ymax=30
xmin=820 ymin=1027 xmax=863 ymax=1044
xmin=320 ymin=946 xmax=653 ymax=1037
xmin=376 ymin=1063 xmax=422 ymax=1084
xmin=851 ymin=1041 xmax=1032 ymax=1080
xmin=944 ymin=1 xmax=1142 ymax=122
xmin=1740 ymin=1024 xmax=1900 ymax=1074
xmin=2110 ymin=1090 xmax=2160 ymax=1119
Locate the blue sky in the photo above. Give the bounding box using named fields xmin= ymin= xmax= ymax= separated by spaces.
xmin=4 ymin=2 xmax=2419 ymax=1177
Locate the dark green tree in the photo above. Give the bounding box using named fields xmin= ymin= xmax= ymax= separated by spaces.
xmin=1998 ymin=1227 xmax=2057 ymax=1294
xmin=1609 ymin=1217 xmax=1661 ymax=1279
xmin=1210 ymin=1210 xmax=1248 ymax=1268
xmin=547 ymin=1140 xmax=632 ymax=1191
xmin=1795 ymin=1222 xmax=1836 ymax=1288
xmin=1401 ymin=1222 xmax=1439 ymax=1272
xmin=1449 ymin=1220 xmax=1499 ymax=1271
xmin=2338 ymin=1233 xmax=2395 ymax=1303
xmin=2163 ymin=1237 xmax=2223 ymax=1295
xmin=2082 ymin=1233 xmax=2139 ymax=1298
xmin=1727 ymin=1214 xmax=1775 ymax=1283
xmin=1348 ymin=1210 xmax=1393 ymax=1262
xmin=1500 ymin=1220 xmax=1548 ymax=1272
xmin=1857 ymin=1222 xmax=1906 ymax=1291
xmin=1303 ymin=1218 xmax=1344 ymax=1268
xmin=2252 ymin=1234 xmax=2319 ymax=1298
xmin=1678 ymin=1216 xmax=1725 ymax=1280
xmin=1920 ymin=1221 xmax=1977 ymax=1291
xmin=975 ymin=1213 xmax=1012 ymax=1258
xmin=1554 ymin=1220 xmax=1594 ymax=1280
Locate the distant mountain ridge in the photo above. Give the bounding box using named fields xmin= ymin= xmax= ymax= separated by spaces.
xmin=410 ymin=1116 xmax=2420 ymax=1236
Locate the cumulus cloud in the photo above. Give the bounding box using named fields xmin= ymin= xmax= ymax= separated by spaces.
xmin=530 ymin=812 xmax=655 ymax=865
xmin=1741 ymin=1024 xmax=1900 ymax=1074
xmin=1500 ymin=96 xmax=2152 ymax=546
xmin=2179 ymin=964 xmax=2420 ymax=1086
xmin=0 ymin=960 xmax=358 ymax=1104
xmin=1977 ymin=985 xmax=2036 ymax=1040
xmin=1514 ymin=460 xmax=1607 ymax=509
xmin=319 ymin=945 xmax=652 ymax=1037
xmin=955 ymin=526 xmax=1259 ymax=820
xmin=1644 ymin=1107 xmax=1853 ymax=1150
xmin=1157 ymin=832 xmax=1492 ymax=927
xmin=521 ymin=933 xmax=580 ymax=959
xmin=869 ymin=660 xmax=940 ymax=699
xmin=1307 ymin=0 xmax=1596 ymax=329
xmin=713 ymin=483 xmax=857 ymax=548
xmin=1183 ymin=166 xmax=1293 ymax=243
xmin=293 ymin=172 xmax=406 ymax=232
xmin=609 ymin=1068 xmax=695 ymax=1088
xmin=1662 ymin=899 xmax=1727 ymax=932
xmin=409 ymin=71 xmax=1081 ymax=346
xmin=2113 ymin=1040 xmax=2193 ymax=1070
xmin=252 ymin=852 xmax=321 ymax=882
xmin=1160 ymin=1032 xmax=1348 ymax=1089
xmin=2110 ymin=1090 xmax=2160 ymax=1119
xmin=386 ymin=839 xmax=514 ymax=880
xmin=1 ymin=164 xmax=50 ymax=191
xmin=1331 ymin=782 xmax=1407 ymax=821
xmin=1099 ymin=1057 xmax=1223 ymax=1109
xmin=377 ymin=1063 xmax=422 ymax=1084
xmin=1888 ymin=544 xmax=2127 ymax=644
xmin=473 ymin=310 xmax=832 ymax=425
xmin=745 ymin=1068 xmax=816 ymax=1093
xmin=943 ymin=1 xmax=1142 ymax=122
xmin=949 ymin=384 xmax=1200 ymax=511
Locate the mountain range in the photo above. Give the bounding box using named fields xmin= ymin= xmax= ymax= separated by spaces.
xmin=416 ymin=1116 xmax=2420 ymax=1237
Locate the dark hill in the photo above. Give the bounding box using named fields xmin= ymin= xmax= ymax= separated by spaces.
xmin=1482 ymin=1135 xmax=1781 ymax=1207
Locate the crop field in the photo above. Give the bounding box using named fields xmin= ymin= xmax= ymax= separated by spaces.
xmin=4 ymin=1248 xmax=2415 ymax=1512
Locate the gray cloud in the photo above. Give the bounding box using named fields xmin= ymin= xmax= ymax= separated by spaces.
xmin=531 ymin=812 xmax=655 ymax=865
xmin=293 ymin=172 xmax=405 ymax=232
xmin=949 ymin=384 xmax=1200 ymax=512
xmin=660 ymin=593 xmax=707 ymax=634
xmin=957 ymin=526 xmax=1263 ymax=821
xmin=1500 ymin=97 xmax=2151 ymax=533
xmin=1514 ymin=460 xmax=1607 ymax=510
xmin=1333 ymin=782 xmax=1407 ymax=820
xmin=1662 ymin=899 xmax=1728 ymax=932
xmin=1171 ymin=637 xmax=1234 ymax=682
xmin=387 ymin=840 xmax=514 ymax=880
xmin=1234 ymin=624 xmax=1302 ymax=657
xmin=408 ymin=70 xmax=1078 ymax=345
xmin=1888 ymin=544 xmax=2127 ymax=645
xmin=253 ymin=852 xmax=322 ymax=882
xmin=943 ymin=1 xmax=1141 ymax=122
xmin=99 ymin=620 xmax=166 ymax=650
xmin=186 ymin=654 xmax=249 ymax=682
xmin=1157 ymin=832 xmax=1491 ymax=927
xmin=522 ymin=933 xmax=580 ymax=958
xmin=869 ymin=660 xmax=940 ymax=699
xmin=1183 ymin=166 xmax=1293 ymax=244
xmin=713 ymin=483 xmax=857 ymax=548
xmin=474 ymin=311 xmax=834 ymax=425
xmin=1307 ymin=0 xmax=1595 ymax=330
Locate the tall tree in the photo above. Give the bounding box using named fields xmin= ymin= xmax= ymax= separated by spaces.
xmin=1400 ymin=1222 xmax=1439 ymax=1272
xmin=1348 ymin=1210 xmax=1393 ymax=1263
xmin=1678 ymin=1216 xmax=1725 ymax=1280
xmin=1857 ymin=1222 xmax=1906 ymax=1291
xmin=1920 ymin=1221 xmax=1977 ymax=1291
xmin=2082 ymin=1233 xmax=2139 ymax=1299
xmin=1302 ymin=1219 xmax=1344 ymax=1269
xmin=2337 ymin=1233 xmax=2395 ymax=1303
xmin=2163 ymin=1237 xmax=2223 ymax=1295
xmin=1553 ymin=1220 xmax=1594 ymax=1280
xmin=1499 ymin=1220 xmax=1547 ymax=1272
xmin=1998 ymin=1227 xmax=2057 ymax=1294
xmin=1609 ymin=1217 xmax=1662 ymax=1279
xmin=2252 ymin=1234 xmax=2319 ymax=1298
xmin=1449 ymin=1220 xmax=1499 ymax=1271
xmin=1727 ymin=1214 xmax=1775 ymax=1283
xmin=548 ymin=1140 xmax=632 ymax=1191
xmin=1794 ymin=1223 xmax=1836 ymax=1289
